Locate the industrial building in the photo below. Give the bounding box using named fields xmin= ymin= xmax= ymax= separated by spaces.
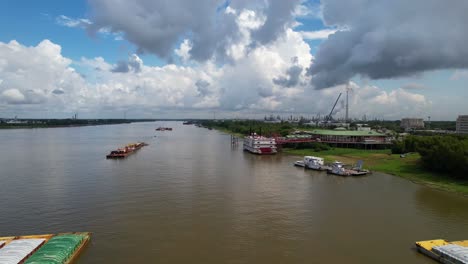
xmin=456 ymin=115 xmax=468 ymax=134
xmin=306 ymin=129 xmax=392 ymax=148
xmin=401 ymin=118 xmax=425 ymax=131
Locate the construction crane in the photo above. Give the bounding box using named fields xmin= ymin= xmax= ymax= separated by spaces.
xmin=325 ymin=92 xmax=342 ymax=121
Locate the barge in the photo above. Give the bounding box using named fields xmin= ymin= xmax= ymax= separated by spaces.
xmin=155 ymin=127 xmax=173 ymax=131
xmin=106 ymin=142 xmax=148 ymax=159
xmin=415 ymin=239 xmax=468 ymax=263
xmin=0 ymin=232 xmax=91 ymax=264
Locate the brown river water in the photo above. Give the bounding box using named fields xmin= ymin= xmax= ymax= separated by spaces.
xmin=0 ymin=121 xmax=467 ymax=263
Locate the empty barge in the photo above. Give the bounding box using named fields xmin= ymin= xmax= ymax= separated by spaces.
xmin=416 ymin=239 xmax=468 ymax=263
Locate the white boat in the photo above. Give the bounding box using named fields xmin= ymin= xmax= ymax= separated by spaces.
xmin=243 ymin=134 xmax=277 ymax=155
xmin=303 ymin=156 xmax=329 ymax=171
xmin=327 ymin=161 xmax=349 ymax=176
xmin=294 ymin=160 xmax=305 ymax=167
xmin=327 ymin=160 xmax=370 ymax=176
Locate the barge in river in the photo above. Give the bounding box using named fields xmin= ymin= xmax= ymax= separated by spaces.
xmin=0 ymin=232 xmax=91 ymax=264
xmin=416 ymin=239 xmax=468 ymax=264
xmin=106 ymin=142 xmax=148 ymax=159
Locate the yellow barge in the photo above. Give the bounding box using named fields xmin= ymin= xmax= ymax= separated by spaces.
xmin=0 ymin=232 xmax=90 ymax=264
xmin=415 ymin=239 xmax=468 ymax=264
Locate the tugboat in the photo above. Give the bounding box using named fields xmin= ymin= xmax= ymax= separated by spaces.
xmin=155 ymin=127 xmax=173 ymax=131
xmin=106 ymin=142 xmax=147 ymax=159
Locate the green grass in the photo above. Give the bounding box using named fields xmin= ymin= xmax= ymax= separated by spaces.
xmin=284 ymin=148 xmax=468 ymax=195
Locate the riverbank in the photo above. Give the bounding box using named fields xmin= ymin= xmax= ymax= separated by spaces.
xmin=284 ymin=148 xmax=468 ymax=195
xmin=0 ymin=119 xmax=157 ymax=129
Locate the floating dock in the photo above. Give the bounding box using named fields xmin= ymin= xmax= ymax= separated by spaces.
xmin=0 ymin=232 xmax=90 ymax=264
xmin=416 ymin=239 xmax=468 ymax=263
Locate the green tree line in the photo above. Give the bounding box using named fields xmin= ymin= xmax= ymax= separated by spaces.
xmin=392 ymin=135 xmax=468 ymax=179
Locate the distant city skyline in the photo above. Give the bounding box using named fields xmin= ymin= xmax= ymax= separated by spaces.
xmin=0 ymin=0 xmax=467 ymax=120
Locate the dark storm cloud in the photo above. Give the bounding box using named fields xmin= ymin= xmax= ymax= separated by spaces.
xmin=88 ymin=0 xmax=300 ymax=61
xmin=111 ymin=54 xmax=142 ymax=73
xmin=273 ymin=65 xmax=303 ymax=88
xmin=52 ymin=89 xmax=65 ymax=95
xmin=111 ymin=61 xmax=130 ymax=73
xmin=273 ymin=57 xmax=303 ymax=88
xmin=250 ymin=0 xmax=301 ymax=45
xmin=308 ymin=0 xmax=468 ymax=89
xmin=195 ymin=80 xmax=211 ymax=97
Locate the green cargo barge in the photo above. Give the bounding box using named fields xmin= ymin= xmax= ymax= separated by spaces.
xmin=0 ymin=232 xmax=90 ymax=264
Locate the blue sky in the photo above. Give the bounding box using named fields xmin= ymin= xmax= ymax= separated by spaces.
xmin=0 ymin=0 xmax=466 ymax=120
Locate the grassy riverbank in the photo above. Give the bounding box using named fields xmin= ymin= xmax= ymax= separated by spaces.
xmin=285 ymin=148 xmax=468 ymax=195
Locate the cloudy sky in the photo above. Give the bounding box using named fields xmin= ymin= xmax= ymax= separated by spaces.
xmin=0 ymin=0 xmax=467 ymax=120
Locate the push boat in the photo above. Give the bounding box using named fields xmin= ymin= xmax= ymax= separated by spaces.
xmin=243 ymin=134 xmax=277 ymax=155
xmin=415 ymin=239 xmax=468 ymax=264
xmin=0 ymin=232 xmax=91 ymax=264
xmin=155 ymin=127 xmax=173 ymax=131
xmin=327 ymin=160 xmax=370 ymax=176
xmin=106 ymin=142 xmax=148 ymax=159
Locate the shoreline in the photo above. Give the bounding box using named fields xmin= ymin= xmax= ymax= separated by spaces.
xmin=283 ymin=148 xmax=468 ymax=196
xmin=203 ymin=124 xmax=468 ymax=196
xmin=0 ymin=119 xmax=156 ymax=130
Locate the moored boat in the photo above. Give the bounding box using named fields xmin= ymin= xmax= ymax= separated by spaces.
xmin=327 ymin=160 xmax=370 ymax=176
xmin=304 ymin=156 xmax=330 ymax=171
xmin=243 ymin=134 xmax=277 ymax=155
xmin=294 ymin=160 xmax=305 ymax=167
xmin=415 ymin=239 xmax=468 ymax=263
xmin=0 ymin=232 xmax=91 ymax=264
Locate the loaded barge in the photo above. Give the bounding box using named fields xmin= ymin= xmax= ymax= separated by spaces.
xmin=0 ymin=232 xmax=90 ymax=264
xmin=415 ymin=239 xmax=468 ymax=263
xmin=106 ymin=142 xmax=148 ymax=159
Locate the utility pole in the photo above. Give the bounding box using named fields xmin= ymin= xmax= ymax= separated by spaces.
xmin=345 ymin=83 xmax=349 ymax=123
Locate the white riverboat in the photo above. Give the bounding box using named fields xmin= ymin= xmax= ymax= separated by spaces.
xmin=243 ymin=134 xmax=277 ymax=155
